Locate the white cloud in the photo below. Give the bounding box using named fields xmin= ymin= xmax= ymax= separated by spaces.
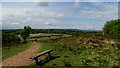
xmin=2 ymin=8 xmax=29 ymax=18
xmin=68 ymin=2 xmax=118 ymax=21
xmin=44 ymin=19 xmax=59 ymax=25
xmin=33 ymin=2 xmax=49 ymax=7
xmin=55 ymin=13 xmax=65 ymax=17
xmin=74 ymin=0 xmax=80 ymax=8
xmin=1 ymin=0 xmax=119 ymax=2
xmin=0 ymin=7 xmax=2 ymax=28
xmin=11 ymin=23 xmax=20 ymax=25
xmin=2 ymin=2 xmax=118 ymax=30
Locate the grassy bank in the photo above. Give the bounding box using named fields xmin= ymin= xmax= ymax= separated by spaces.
xmin=30 ymin=35 xmax=120 ymax=66
xmin=2 ymin=42 xmax=31 ymax=61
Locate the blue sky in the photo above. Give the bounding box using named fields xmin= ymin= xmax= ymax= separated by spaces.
xmin=1 ymin=2 xmax=118 ymax=30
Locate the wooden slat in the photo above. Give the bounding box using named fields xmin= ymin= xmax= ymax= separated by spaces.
xmin=30 ymin=49 xmax=53 ymax=59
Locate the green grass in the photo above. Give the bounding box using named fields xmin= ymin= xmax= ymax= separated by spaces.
xmin=29 ymin=35 xmax=120 ymax=66
xmin=0 ymin=48 xmax=2 ymax=62
xmin=2 ymin=42 xmax=31 ymax=61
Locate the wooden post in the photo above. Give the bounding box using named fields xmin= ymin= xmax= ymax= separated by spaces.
xmin=48 ymin=52 xmax=52 ymax=59
xmin=34 ymin=57 xmax=39 ymax=65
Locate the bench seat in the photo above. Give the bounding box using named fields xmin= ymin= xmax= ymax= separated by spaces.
xmin=30 ymin=49 xmax=53 ymax=64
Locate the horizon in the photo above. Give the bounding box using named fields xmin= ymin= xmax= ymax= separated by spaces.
xmin=1 ymin=28 xmax=102 ymax=31
xmin=1 ymin=2 xmax=118 ymax=30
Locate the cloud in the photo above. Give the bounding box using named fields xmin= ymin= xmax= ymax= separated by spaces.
xmin=55 ymin=13 xmax=65 ymax=17
xmin=2 ymin=2 xmax=118 ymax=30
xmin=11 ymin=23 xmax=20 ymax=25
xmin=79 ymin=0 xmax=119 ymax=2
xmin=74 ymin=0 xmax=80 ymax=8
xmin=33 ymin=2 xmax=49 ymax=7
xmin=0 ymin=7 xmax=2 ymax=28
xmin=83 ymin=3 xmax=118 ymax=21
xmin=2 ymin=8 xmax=29 ymax=18
xmin=44 ymin=19 xmax=59 ymax=25
xmin=67 ymin=2 xmax=118 ymax=21
xmin=22 ymin=17 xmax=32 ymax=22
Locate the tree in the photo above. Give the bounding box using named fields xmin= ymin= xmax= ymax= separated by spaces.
xmin=20 ymin=26 xmax=31 ymax=42
xmin=103 ymin=19 xmax=120 ymax=35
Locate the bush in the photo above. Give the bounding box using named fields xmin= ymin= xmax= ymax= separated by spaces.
xmin=103 ymin=19 xmax=120 ymax=35
xmin=2 ymin=33 xmax=21 ymax=46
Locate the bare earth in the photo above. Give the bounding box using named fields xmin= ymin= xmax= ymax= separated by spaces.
xmin=2 ymin=42 xmax=43 ymax=66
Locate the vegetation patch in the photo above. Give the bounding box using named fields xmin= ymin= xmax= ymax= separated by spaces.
xmin=2 ymin=42 xmax=31 ymax=60
xmin=29 ymin=34 xmax=120 ymax=66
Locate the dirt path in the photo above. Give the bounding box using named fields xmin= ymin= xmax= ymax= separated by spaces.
xmin=2 ymin=42 xmax=43 ymax=66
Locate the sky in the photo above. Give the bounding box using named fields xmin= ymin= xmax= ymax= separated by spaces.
xmin=1 ymin=1 xmax=118 ymax=30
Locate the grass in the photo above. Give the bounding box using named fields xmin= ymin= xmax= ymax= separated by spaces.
xmin=0 ymin=48 xmax=2 ymax=62
xmin=2 ymin=42 xmax=31 ymax=61
xmin=29 ymin=33 xmax=71 ymax=41
xmin=29 ymin=34 xmax=120 ymax=66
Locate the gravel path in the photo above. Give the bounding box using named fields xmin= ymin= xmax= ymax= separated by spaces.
xmin=2 ymin=42 xmax=42 ymax=66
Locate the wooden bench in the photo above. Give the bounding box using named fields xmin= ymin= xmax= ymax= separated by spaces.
xmin=30 ymin=49 xmax=53 ymax=64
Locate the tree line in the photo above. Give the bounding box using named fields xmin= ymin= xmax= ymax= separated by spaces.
xmin=2 ymin=19 xmax=120 ymax=47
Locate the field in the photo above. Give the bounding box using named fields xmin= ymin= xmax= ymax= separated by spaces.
xmin=28 ymin=33 xmax=120 ymax=66
xmin=2 ymin=30 xmax=120 ymax=66
xmin=29 ymin=33 xmax=72 ymax=41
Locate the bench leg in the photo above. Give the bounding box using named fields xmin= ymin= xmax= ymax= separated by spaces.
xmin=34 ymin=58 xmax=39 ymax=65
xmin=48 ymin=52 xmax=52 ymax=59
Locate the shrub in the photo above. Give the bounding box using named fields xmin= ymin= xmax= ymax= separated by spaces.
xmin=103 ymin=19 xmax=120 ymax=36
xmin=2 ymin=33 xmax=21 ymax=46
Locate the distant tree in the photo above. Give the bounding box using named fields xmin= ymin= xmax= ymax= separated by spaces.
xmin=103 ymin=19 xmax=120 ymax=35
xmin=20 ymin=26 xmax=31 ymax=42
